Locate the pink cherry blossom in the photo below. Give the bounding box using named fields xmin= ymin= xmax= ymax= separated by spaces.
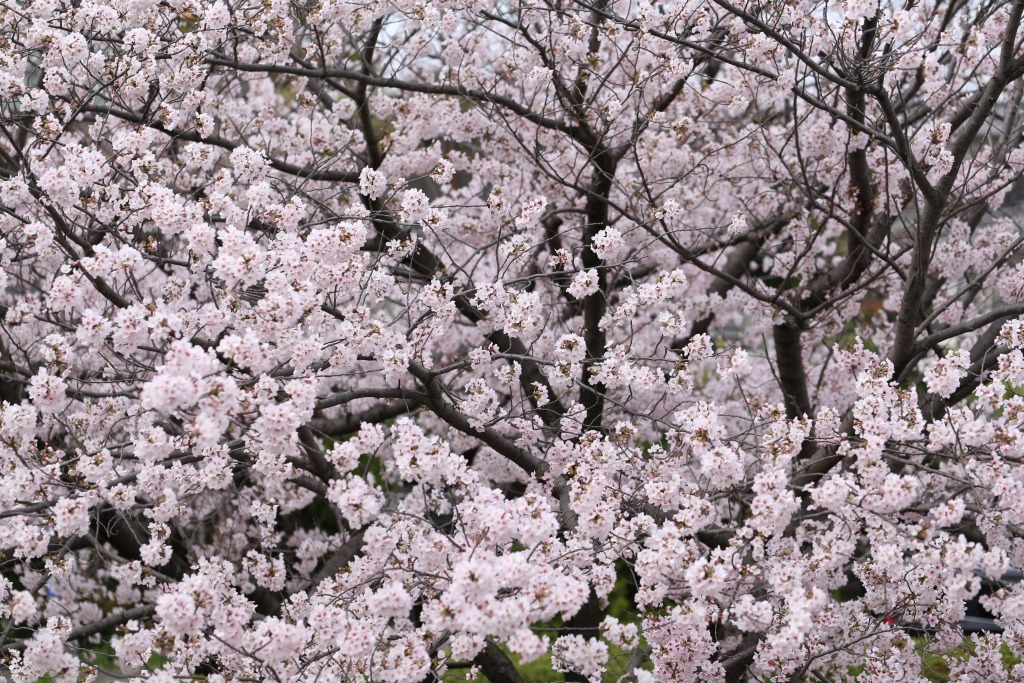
xmin=4 ymin=1 xmax=1024 ymax=681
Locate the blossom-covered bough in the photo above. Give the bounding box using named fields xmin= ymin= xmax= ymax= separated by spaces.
xmin=5 ymin=0 xmax=1024 ymax=680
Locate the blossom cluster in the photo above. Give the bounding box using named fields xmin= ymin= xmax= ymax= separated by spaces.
xmin=3 ymin=0 xmax=1024 ymax=681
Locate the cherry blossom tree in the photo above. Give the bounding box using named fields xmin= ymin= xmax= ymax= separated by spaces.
xmin=6 ymin=0 xmax=1024 ymax=680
